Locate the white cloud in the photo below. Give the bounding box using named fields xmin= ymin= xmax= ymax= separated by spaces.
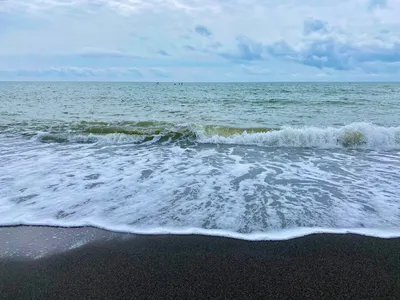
xmin=241 ymin=65 xmax=271 ymax=75
xmin=0 ymin=66 xmax=143 ymax=80
xmin=149 ymin=67 xmax=170 ymax=78
xmin=0 ymin=0 xmax=222 ymax=14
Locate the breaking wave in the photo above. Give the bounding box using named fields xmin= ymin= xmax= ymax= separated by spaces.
xmin=16 ymin=121 xmax=400 ymax=149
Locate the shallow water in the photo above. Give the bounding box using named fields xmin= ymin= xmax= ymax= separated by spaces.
xmin=1 ymin=82 xmax=399 ymax=240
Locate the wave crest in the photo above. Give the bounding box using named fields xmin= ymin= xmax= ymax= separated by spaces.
xmin=31 ymin=122 xmax=400 ymax=149
xmin=199 ymin=123 xmax=400 ymax=149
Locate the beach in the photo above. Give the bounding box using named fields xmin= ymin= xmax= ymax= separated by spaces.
xmin=1 ymin=226 xmax=400 ymax=300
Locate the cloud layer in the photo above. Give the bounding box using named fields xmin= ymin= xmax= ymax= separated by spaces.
xmin=1 ymin=0 xmax=400 ymax=81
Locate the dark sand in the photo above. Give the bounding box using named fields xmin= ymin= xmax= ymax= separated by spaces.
xmin=1 ymin=226 xmax=400 ymax=300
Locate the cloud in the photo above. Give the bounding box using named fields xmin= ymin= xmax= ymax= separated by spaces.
xmin=194 ymin=25 xmax=212 ymax=37
xmin=210 ymin=42 xmax=222 ymax=49
xmin=149 ymin=67 xmax=170 ymax=78
xmin=180 ymin=34 xmax=191 ymax=40
xmin=184 ymin=45 xmax=197 ymax=51
xmin=76 ymin=48 xmax=140 ymax=59
xmin=266 ymin=18 xmax=400 ymax=72
xmin=219 ymin=36 xmax=264 ymax=62
xmin=359 ymin=61 xmax=400 ymax=74
xmin=157 ymin=50 xmax=170 ymax=56
xmin=368 ymin=0 xmax=387 ymax=10
xmin=131 ymin=33 xmax=149 ymax=41
xmin=0 ymin=66 xmax=143 ymax=79
xmin=303 ymin=18 xmax=329 ymax=35
xmin=0 ymin=0 xmax=222 ymax=14
xmin=241 ymin=65 xmax=271 ymax=75
xmin=267 ymin=39 xmax=354 ymax=70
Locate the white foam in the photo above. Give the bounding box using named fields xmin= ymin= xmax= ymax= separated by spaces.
xmin=197 ymin=122 xmax=400 ymax=149
xmin=1 ymin=134 xmax=400 ymax=241
xmin=1 ymin=220 xmax=400 ymax=241
xmin=35 ymin=132 xmax=147 ymax=145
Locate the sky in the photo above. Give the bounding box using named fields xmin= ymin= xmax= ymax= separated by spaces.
xmin=0 ymin=0 xmax=400 ymax=82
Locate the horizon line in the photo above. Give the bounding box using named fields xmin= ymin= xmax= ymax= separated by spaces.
xmin=1 ymin=80 xmax=400 ymax=84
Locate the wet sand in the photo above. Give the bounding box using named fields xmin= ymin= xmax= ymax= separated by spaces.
xmin=1 ymin=226 xmax=400 ymax=299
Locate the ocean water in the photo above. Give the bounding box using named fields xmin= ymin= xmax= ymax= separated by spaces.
xmin=0 ymin=82 xmax=400 ymax=240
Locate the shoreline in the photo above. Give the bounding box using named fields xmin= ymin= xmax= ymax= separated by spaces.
xmin=2 ymin=223 xmax=400 ymax=241
xmin=1 ymin=226 xmax=400 ymax=299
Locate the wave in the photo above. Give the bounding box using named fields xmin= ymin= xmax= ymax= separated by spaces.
xmin=1 ymin=221 xmax=400 ymax=241
xmin=24 ymin=122 xmax=400 ymax=149
xmin=198 ymin=123 xmax=400 ymax=149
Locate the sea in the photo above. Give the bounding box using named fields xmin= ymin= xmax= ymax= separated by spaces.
xmin=0 ymin=82 xmax=399 ymax=240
